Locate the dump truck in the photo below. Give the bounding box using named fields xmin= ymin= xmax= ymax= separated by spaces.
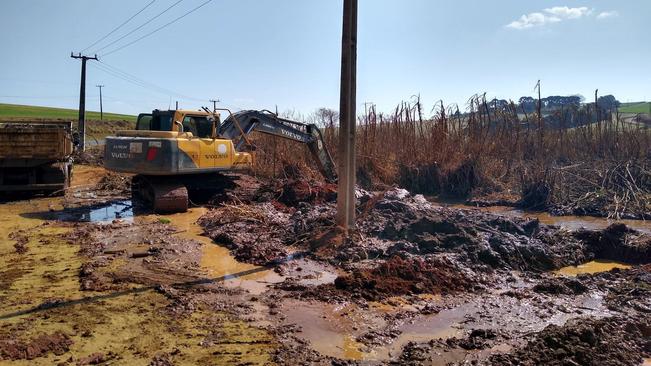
xmin=104 ymin=109 xmax=336 ymax=213
xmin=0 ymin=121 xmax=74 ymax=195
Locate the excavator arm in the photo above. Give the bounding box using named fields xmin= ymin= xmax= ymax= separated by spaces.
xmin=219 ymin=110 xmax=337 ymax=183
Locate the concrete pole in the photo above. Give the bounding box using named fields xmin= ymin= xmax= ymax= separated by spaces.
xmin=336 ymin=0 xmax=358 ymax=230
xmin=71 ymin=53 xmax=97 ymax=151
xmin=96 ymin=85 xmax=104 ymax=120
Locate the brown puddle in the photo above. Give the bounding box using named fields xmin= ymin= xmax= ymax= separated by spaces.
xmin=147 ymin=207 xmax=284 ymax=294
xmin=283 ymin=288 xmax=613 ymax=362
xmin=283 ymin=296 xmax=465 ymax=362
xmin=555 ymin=260 xmax=632 ymax=276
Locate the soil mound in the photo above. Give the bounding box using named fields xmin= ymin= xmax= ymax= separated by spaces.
xmin=488 ymin=316 xmax=651 ymax=366
xmin=574 ymin=223 xmax=651 ymax=264
xmin=333 ymin=256 xmax=475 ymax=300
xmin=198 ymin=203 xmax=292 ymax=265
xmin=355 ymin=189 xmax=587 ymax=271
xmin=0 ymin=332 xmax=73 ymax=360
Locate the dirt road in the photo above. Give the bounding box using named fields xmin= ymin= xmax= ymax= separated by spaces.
xmin=0 ymin=167 xmax=649 ymax=365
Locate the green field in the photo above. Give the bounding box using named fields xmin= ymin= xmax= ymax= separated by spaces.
xmin=0 ymin=103 xmax=136 ymax=122
xmin=619 ymin=102 xmax=651 ymax=114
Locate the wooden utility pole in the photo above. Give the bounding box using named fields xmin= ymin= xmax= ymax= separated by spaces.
xmin=536 ymin=80 xmax=542 ymax=149
xmin=336 ymin=0 xmax=358 ymax=230
xmin=595 ymin=89 xmax=600 ymax=139
xmin=96 ymin=85 xmax=104 ymax=120
xmin=209 ymin=99 xmax=220 ymax=112
xmin=71 ymin=53 xmax=98 ymax=151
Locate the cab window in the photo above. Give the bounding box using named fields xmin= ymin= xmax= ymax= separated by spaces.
xmin=151 ymin=113 xmax=173 ymax=131
xmin=182 ymin=115 xmax=212 ymax=138
xmin=136 ymin=114 xmax=152 ymax=130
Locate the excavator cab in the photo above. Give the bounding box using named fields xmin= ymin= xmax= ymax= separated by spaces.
xmin=135 ymin=110 xmax=218 ymax=139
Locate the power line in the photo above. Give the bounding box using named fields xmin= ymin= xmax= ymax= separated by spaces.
xmin=101 ymin=0 xmax=213 ymax=57
xmin=0 ymin=95 xmax=80 ymax=99
xmin=81 ymin=0 xmax=158 ymax=53
xmin=99 ymin=61 xmax=205 ymax=101
xmin=90 ymin=63 xmax=169 ymax=95
xmin=90 ymin=61 xmax=204 ymax=102
xmin=91 ymin=0 xmax=186 ymax=55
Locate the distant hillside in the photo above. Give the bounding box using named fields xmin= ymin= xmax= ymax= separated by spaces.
xmin=619 ymin=102 xmax=650 ymax=114
xmin=0 ymin=103 xmax=136 ymax=122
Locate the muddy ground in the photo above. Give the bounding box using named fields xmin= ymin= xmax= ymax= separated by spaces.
xmin=1 ymin=166 xmax=650 ymax=365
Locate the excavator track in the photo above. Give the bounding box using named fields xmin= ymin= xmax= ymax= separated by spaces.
xmin=133 ymin=176 xmax=188 ymax=213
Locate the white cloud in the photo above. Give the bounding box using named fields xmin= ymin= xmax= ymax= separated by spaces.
xmin=544 ymin=6 xmax=591 ymax=19
xmin=597 ymin=11 xmax=619 ymax=20
xmin=506 ymin=6 xmax=601 ymax=30
xmin=506 ymin=12 xmax=559 ymax=30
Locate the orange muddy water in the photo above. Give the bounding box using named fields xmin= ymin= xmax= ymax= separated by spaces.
xmin=0 ymin=166 xmax=275 ymax=365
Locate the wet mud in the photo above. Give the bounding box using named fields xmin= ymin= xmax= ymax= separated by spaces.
xmin=198 ymin=182 xmax=651 ymax=364
xmin=1 ymin=167 xmax=650 ymax=365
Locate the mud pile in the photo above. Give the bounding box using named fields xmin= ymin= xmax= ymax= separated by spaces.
xmin=198 ymin=186 xmax=651 ymax=300
xmin=198 ymin=203 xmax=292 ymax=265
xmin=0 ymin=332 xmax=73 ymax=361
xmin=487 ymin=316 xmax=650 ymax=366
xmin=72 ymin=145 xmax=104 ymax=166
xmin=333 ymin=256 xmax=476 ymax=300
xmin=574 ymin=223 xmax=651 ymax=264
xmin=94 ymin=171 xmax=130 ymax=194
xmin=349 ymin=189 xmax=589 ymax=271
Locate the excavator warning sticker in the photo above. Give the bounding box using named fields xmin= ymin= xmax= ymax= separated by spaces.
xmin=218 ymin=144 xmax=227 ymax=154
xmin=130 ymin=142 xmax=143 ymax=153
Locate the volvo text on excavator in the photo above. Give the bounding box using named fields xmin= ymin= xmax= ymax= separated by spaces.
xmin=103 ymin=109 xmax=336 ymax=213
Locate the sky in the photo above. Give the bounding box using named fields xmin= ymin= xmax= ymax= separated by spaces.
xmin=0 ymin=0 xmax=649 ymax=116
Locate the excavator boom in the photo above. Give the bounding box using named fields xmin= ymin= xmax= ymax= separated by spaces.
xmin=220 ymin=110 xmax=337 ymax=183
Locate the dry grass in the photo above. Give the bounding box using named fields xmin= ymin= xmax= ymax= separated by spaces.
xmin=247 ymin=95 xmax=650 ymax=218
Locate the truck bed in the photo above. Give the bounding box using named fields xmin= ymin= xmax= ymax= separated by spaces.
xmin=0 ymin=121 xmax=74 ymax=193
xmin=0 ymin=121 xmax=73 ymax=162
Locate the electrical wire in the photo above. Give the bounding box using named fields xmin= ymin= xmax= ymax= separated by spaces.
xmin=101 ymin=0 xmax=213 ymax=57
xmin=98 ymin=61 xmax=205 ymax=102
xmin=81 ymin=0 xmax=158 ymax=53
xmin=91 ymin=0 xmax=186 ymax=55
xmin=0 ymin=95 xmax=80 ymax=99
xmin=91 ymin=61 xmax=204 ymax=102
xmin=91 ymin=63 xmax=170 ymax=96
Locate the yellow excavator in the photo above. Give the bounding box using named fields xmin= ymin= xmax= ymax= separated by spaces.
xmin=104 ymin=108 xmax=336 ymax=213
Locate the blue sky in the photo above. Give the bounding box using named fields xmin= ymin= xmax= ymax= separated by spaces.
xmin=0 ymin=0 xmax=649 ymax=116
